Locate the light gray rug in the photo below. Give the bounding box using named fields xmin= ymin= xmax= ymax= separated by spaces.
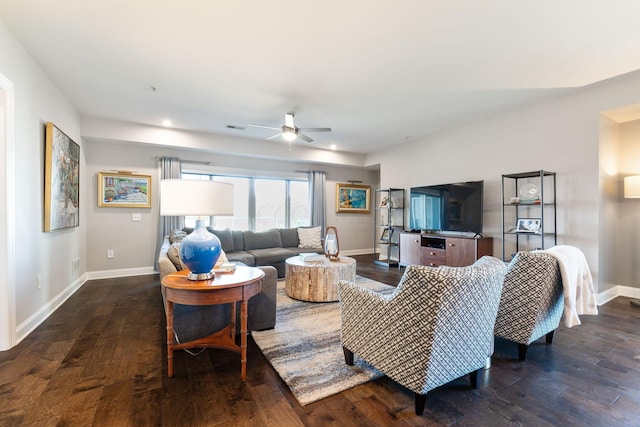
xmin=252 ymin=275 xmax=395 ymax=406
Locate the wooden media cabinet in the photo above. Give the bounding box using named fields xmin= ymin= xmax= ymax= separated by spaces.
xmin=399 ymin=232 xmax=493 ymax=268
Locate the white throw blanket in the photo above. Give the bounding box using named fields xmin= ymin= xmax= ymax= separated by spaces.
xmin=540 ymin=245 xmax=598 ymax=328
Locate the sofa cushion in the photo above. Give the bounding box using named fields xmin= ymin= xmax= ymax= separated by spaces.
xmin=279 ymin=228 xmax=299 ymax=248
xmin=207 ymin=227 xmax=235 ymax=252
xmin=298 ymin=226 xmax=322 ymax=248
xmin=232 ymin=230 xmax=245 ymax=251
xmin=248 ymin=247 xmax=297 ymax=266
xmin=226 ymin=251 xmax=256 ymax=266
xmin=244 ymin=229 xmax=283 ymax=250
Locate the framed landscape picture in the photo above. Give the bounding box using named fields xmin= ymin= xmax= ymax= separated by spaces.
xmin=44 ymin=122 xmax=80 ymax=232
xmin=336 ymin=183 xmax=370 ymax=213
xmin=98 ymin=171 xmax=152 ymax=208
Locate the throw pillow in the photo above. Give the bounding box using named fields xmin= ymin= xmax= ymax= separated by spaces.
xmin=167 ymin=243 xmax=186 ymax=270
xmin=169 ymin=229 xmax=187 ymax=244
xmin=298 ymin=226 xmax=322 ymax=248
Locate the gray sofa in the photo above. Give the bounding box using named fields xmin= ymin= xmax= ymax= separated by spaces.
xmin=185 ymin=227 xmax=323 ymax=278
xmin=158 ymin=227 xmax=322 ymax=340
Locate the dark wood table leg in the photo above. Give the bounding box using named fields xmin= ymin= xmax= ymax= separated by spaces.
xmin=240 ymin=299 xmax=248 ymax=382
xmin=166 ymin=300 xmax=174 ymax=377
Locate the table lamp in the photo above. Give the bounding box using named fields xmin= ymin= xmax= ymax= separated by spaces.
xmin=160 ymin=179 xmax=234 ymax=280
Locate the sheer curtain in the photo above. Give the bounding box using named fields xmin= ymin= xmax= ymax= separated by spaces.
xmin=155 ymin=157 xmax=182 ymax=270
xmin=308 ymin=170 xmax=326 ymax=232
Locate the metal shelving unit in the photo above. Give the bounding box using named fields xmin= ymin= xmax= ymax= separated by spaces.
xmin=374 ymin=188 xmax=404 ymax=267
xmin=501 ymin=170 xmax=557 ymax=261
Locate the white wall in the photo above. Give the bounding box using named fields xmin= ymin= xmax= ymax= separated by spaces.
xmin=0 ymin=19 xmax=84 ymax=344
xmin=617 ymin=119 xmax=640 ymax=288
xmin=83 ymin=140 xmax=378 ymax=274
xmin=366 ymin=70 xmax=640 ymax=293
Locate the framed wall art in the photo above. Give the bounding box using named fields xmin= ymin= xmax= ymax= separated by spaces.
xmin=44 ymin=122 xmax=80 ymax=232
xmin=336 ymin=183 xmax=370 ymax=214
xmin=98 ymin=171 xmax=152 ymax=208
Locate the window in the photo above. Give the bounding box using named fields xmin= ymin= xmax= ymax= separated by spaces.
xmin=182 ymin=172 xmax=309 ymax=231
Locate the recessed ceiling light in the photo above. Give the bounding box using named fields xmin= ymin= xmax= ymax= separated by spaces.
xmin=330 ymin=144 xmax=337 ymax=151
xmin=162 ymin=119 xmax=172 ymax=127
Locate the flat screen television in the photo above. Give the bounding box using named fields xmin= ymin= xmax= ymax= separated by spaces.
xmin=409 ymin=180 xmax=484 ymax=234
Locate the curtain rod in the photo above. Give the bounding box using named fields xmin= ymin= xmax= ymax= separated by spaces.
xmin=153 ymin=156 xmax=212 ymax=166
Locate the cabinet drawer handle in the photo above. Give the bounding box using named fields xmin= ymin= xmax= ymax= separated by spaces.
xmin=429 ymin=262 xmax=436 ymax=266
xmin=449 ymin=243 xmax=454 ymax=247
xmin=414 ymin=240 xmax=419 ymax=243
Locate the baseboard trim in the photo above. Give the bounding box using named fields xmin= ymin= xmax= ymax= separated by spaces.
xmin=340 ymin=248 xmax=375 ymax=256
xmin=16 ymin=274 xmax=87 ymax=344
xmin=597 ymin=285 xmax=640 ymax=306
xmin=86 ymin=266 xmax=156 ymax=280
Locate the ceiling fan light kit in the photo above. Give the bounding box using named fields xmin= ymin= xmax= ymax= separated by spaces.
xmin=229 ymin=112 xmax=331 ymax=145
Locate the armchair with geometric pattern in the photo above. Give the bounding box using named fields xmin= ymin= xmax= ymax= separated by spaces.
xmin=494 ymin=251 xmax=563 ymax=361
xmin=338 ymin=256 xmax=507 ymax=416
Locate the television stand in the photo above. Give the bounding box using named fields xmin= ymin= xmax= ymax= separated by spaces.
xmin=399 ymin=232 xmax=493 ymax=267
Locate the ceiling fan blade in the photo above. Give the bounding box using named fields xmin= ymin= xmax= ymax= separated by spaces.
xmin=226 ymin=124 xmax=246 ymax=130
xmin=266 ymin=133 xmax=283 ymax=140
xmin=298 ymin=133 xmax=313 ymax=143
xmin=285 ymin=113 xmax=295 ymax=128
xmin=298 ymin=127 xmax=332 ymax=132
xmin=248 ymin=124 xmax=281 ymax=130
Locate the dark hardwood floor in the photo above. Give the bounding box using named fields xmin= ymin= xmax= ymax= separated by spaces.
xmin=1 ymin=254 xmax=640 ymax=426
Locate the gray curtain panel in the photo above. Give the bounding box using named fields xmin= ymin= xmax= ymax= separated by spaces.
xmin=154 ymin=157 xmax=183 ymax=271
xmin=308 ymin=170 xmax=326 ymax=232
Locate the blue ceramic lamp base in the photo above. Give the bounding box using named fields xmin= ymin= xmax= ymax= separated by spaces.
xmin=179 ymin=219 xmax=222 ymax=280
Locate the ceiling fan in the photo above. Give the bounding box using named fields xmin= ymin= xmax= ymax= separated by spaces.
xmin=227 ymin=112 xmax=331 ymax=143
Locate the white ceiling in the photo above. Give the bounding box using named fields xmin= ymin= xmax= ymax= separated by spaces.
xmin=3 ymin=1 xmax=640 ymax=154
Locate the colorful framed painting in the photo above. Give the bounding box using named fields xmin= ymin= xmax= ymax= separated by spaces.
xmin=44 ymin=122 xmax=80 ymax=232
xmin=98 ymin=171 xmax=152 ymax=208
xmin=336 ymin=183 xmax=371 ymax=214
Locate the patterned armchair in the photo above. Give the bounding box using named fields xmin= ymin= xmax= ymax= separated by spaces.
xmin=494 ymin=251 xmax=563 ymax=361
xmin=338 ymin=256 xmax=507 ymax=416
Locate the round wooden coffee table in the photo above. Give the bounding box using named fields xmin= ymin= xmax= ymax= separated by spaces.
xmin=285 ymin=256 xmax=356 ymax=302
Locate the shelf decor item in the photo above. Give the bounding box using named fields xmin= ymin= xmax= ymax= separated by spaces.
xmin=380 ymin=227 xmax=393 ymax=242
xmin=336 ymin=183 xmax=371 ymax=213
xmin=515 ymin=218 xmax=541 ymax=233
xmin=160 ymin=179 xmax=234 ymax=280
xmin=97 ymin=171 xmax=152 ymax=208
xmin=323 ymin=226 xmax=340 ymax=260
xmin=44 ymin=122 xmax=80 ymax=232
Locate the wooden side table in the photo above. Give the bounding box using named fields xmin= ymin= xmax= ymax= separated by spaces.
xmin=161 ymin=266 xmax=264 ymax=381
xmin=285 ymin=256 xmax=356 ymax=302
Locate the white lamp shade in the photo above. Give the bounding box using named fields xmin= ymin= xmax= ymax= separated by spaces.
xmin=160 ymin=180 xmax=234 ymax=216
xmin=624 ymin=176 xmax=640 ymax=199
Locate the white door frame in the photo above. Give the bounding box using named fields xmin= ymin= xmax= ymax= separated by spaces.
xmin=0 ymin=73 xmax=16 ymax=350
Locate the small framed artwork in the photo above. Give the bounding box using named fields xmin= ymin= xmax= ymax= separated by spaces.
xmin=380 ymin=227 xmax=394 ymax=242
xmin=98 ymin=171 xmax=152 ymax=208
xmin=336 ymin=183 xmax=371 ymax=214
xmin=516 ymin=218 xmax=541 ymax=233
xmin=44 ymin=122 xmax=80 ymax=232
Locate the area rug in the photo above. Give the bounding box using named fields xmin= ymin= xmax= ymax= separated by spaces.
xmin=251 ymin=275 xmax=395 ymax=406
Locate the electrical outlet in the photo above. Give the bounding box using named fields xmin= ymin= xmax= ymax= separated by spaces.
xmin=71 ymin=258 xmax=80 ymax=275
xmin=132 ymin=213 xmax=141 ymax=222
xmin=37 ymin=275 xmax=42 ymax=289
xmin=107 ymin=249 xmax=114 ymax=259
